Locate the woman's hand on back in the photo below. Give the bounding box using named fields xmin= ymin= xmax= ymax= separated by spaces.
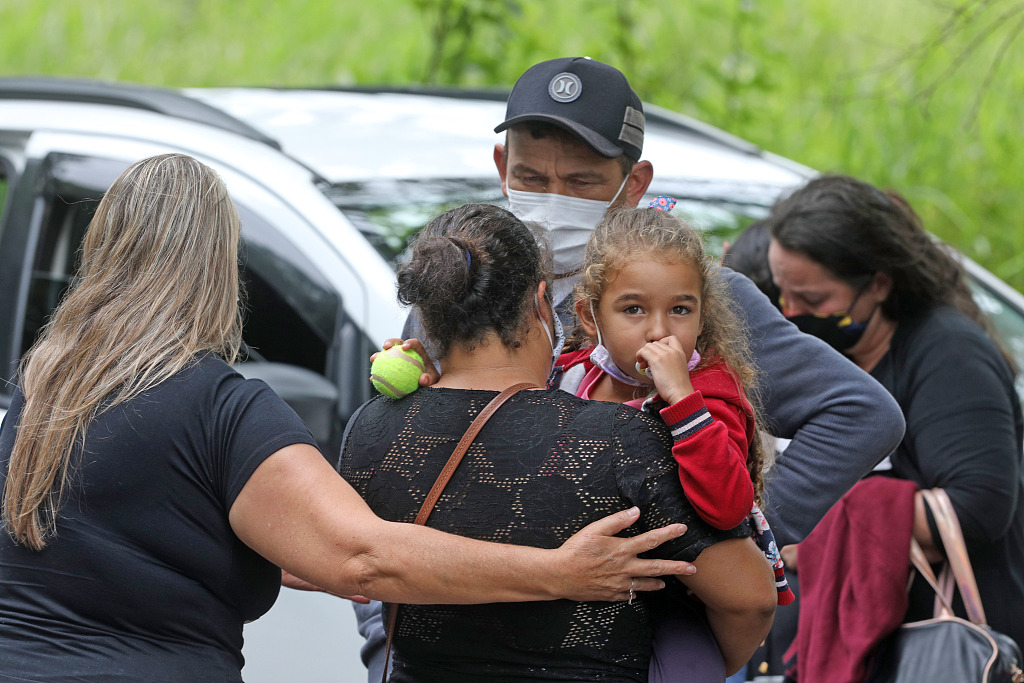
xmin=232 ymin=445 xmax=698 ymax=605
xmin=550 ymin=507 xmax=696 ymax=602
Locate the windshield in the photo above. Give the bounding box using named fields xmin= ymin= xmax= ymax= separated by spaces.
xmin=325 ymin=179 xmax=767 ymax=269
xmin=323 ymin=179 xmax=504 ymax=267
xmin=972 ymin=284 xmax=1024 ymax=399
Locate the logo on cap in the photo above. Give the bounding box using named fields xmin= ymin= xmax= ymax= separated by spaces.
xmin=548 ymin=73 xmax=582 ymax=103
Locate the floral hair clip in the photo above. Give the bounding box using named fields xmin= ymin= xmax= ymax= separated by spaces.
xmin=649 ymin=196 xmax=677 ymax=212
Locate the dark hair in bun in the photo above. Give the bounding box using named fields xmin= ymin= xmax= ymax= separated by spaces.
xmin=397 ymin=203 xmax=548 ymax=358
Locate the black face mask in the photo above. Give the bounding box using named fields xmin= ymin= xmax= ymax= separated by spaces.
xmin=782 ymin=289 xmax=874 ymax=353
xmin=786 ymin=311 xmax=869 ymax=353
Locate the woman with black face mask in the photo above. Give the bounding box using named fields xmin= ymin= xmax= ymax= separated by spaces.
xmin=764 ymin=174 xmax=1024 ymax=669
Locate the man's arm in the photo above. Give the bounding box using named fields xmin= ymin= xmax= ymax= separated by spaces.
xmin=720 ymin=267 xmax=905 ymax=546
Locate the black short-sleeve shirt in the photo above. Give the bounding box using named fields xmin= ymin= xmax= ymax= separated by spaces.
xmin=0 ymin=355 xmax=316 ymax=682
xmin=339 ymin=386 xmax=751 ymax=682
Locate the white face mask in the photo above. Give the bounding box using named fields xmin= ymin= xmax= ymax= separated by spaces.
xmin=508 ymin=175 xmax=629 ymax=305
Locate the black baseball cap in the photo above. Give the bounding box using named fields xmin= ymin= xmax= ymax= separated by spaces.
xmin=495 ymin=57 xmax=644 ymax=160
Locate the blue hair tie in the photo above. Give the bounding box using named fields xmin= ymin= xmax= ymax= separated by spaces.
xmin=465 ymin=248 xmax=472 ymax=270
xmin=649 ymin=196 xmax=677 ymax=212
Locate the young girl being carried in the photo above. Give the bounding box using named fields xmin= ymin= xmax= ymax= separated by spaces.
xmin=554 ymin=204 xmax=791 ymax=680
xmin=556 ymin=203 xmax=794 ymax=604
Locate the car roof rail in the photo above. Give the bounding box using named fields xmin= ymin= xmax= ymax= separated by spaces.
xmin=0 ymin=76 xmax=281 ymax=150
xmin=302 ymin=85 xmax=763 ymax=158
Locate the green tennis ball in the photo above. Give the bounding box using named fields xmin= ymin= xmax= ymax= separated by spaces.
xmin=370 ymin=346 xmax=426 ymax=399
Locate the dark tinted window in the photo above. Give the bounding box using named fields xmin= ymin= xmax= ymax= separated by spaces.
xmin=236 ymin=203 xmax=339 ymax=374
xmin=20 ymin=155 xmax=111 ymax=354
xmin=0 ymin=167 xmax=8 ymax=233
xmin=657 ymin=197 xmax=764 ymax=257
xmin=21 ymin=154 xmax=339 ymax=377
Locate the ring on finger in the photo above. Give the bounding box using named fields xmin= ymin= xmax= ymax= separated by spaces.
xmin=628 ymin=578 xmax=635 ymax=605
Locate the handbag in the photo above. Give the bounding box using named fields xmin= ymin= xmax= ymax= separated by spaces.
xmin=379 ymin=382 xmax=538 ymax=683
xmin=868 ymin=488 xmax=1024 ymax=683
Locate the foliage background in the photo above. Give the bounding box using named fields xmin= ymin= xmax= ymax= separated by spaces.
xmin=2 ymin=0 xmax=1022 ymax=291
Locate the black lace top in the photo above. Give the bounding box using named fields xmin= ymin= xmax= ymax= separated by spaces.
xmin=339 ymin=386 xmax=750 ymax=682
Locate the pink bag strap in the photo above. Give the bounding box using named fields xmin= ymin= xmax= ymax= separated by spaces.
xmin=380 ymin=382 xmax=539 ymax=683
xmin=909 ymin=537 xmax=954 ymax=616
xmin=919 ymin=488 xmax=987 ymax=625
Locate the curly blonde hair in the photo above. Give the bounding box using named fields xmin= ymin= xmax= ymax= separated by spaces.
xmin=571 ymin=207 xmax=772 ymax=505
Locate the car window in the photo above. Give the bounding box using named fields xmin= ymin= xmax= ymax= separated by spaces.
xmin=325 ymin=178 xmax=504 ymax=267
xmin=236 ymin=203 xmax=340 ymax=375
xmin=20 ymin=154 xmax=339 ymax=378
xmin=21 ymin=159 xmax=105 ymax=354
xmin=0 ymin=167 xmax=8 ymax=239
xmin=651 ymin=197 xmax=764 ymax=258
xmin=972 ymin=283 xmax=1024 ymax=401
xmin=326 ymin=176 xmax=1024 ymax=407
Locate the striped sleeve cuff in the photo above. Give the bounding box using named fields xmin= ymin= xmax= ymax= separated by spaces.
xmin=660 ymin=392 xmax=713 ymax=442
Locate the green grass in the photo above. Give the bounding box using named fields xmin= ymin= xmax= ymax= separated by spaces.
xmin=2 ymin=0 xmax=1022 ymax=291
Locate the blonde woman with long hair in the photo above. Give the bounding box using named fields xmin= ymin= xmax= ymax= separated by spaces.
xmin=0 ymin=154 xmax=699 ymax=682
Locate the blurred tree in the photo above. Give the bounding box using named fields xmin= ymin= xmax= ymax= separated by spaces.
xmin=880 ymin=0 xmax=1024 ymax=126
xmin=414 ymin=0 xmax=522 ymax=83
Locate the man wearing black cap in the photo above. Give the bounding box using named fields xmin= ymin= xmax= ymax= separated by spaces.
xmin=493 ymin=57 xmax=653 ymax=311
xmin=355 ymin=57 xmax=906 ymax=683
xmin=489 ymin=57 xmax=902 ymax=542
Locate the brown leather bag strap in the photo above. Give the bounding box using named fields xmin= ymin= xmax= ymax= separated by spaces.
xmin=413 ymin=382 xmax=537 ymax=525
xmin=381 ymin=382 xmax=538 ymax=682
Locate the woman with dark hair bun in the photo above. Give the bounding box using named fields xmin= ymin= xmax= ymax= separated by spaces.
xmin=396 ymin=203 xmax=547 ymax=360
xmin=766 ymin=175 xmax=1024 ymax=654
xmin=340 ymin=203 xmax=777 ymax=682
